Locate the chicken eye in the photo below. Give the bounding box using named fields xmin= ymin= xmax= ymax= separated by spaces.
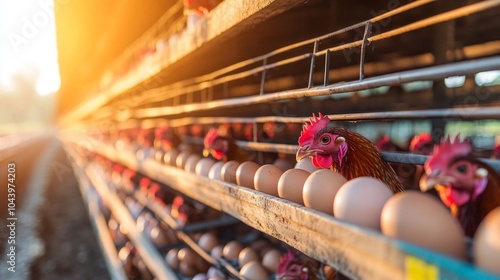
xmin=456 ymin=164 xmax=467 ymax=174
xmin=320 ymin=135 xmax=331 ymax=144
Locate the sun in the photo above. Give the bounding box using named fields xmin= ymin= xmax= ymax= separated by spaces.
xmin=0 ymin=0 xmax=60 ymax=96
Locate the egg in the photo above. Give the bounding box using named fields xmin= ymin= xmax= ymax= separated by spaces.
xmin=207 ymin=267 xmax=225 ymax=279
xmin=192 ymin=273 xmax=208 ymax=280
xmin=333 ymin=177 xmax=393 ymax=230
xmin=185 ymin=154 xmax=202 ymax=173
xmin=177 ymin=247 xmax=199 ymax=266
xmin=164 ymin=149 xmax=179 ymax=166
xmin=254 ymin=164 xmax=284 ymax=196
xmin=195 ymin=158 xmax=216 ymax=177
xmin=381 ymin=191 xmax=466 ymax=259
xmin=303 ymin=169 xmax=347 ymax=215
xmin=198 ymin=232 xmax=219 ymax=252
xmin=154 ymin=149 xmax=165 ymax=162
xmin=176 ymin=151 xmax=192 ymax=169
xmin=273 ymin=157 xmax=294 ymax=171
xmin=239 ymin=260 xmax=269 ymax=280
xmin=261 ymin=248 xmax=282 ymax=273
xmin=179 ymin=260 xmax=198 ymax=277
xmin=165 ymin=248 xmax=180 ymax=270
xmin=473 ymin=206 xmax=500 ymax=275
xmin=150 ymin=224 xmax=169 ymax=247
xmin=238 ymin=247 xmax=260 ymax=267
xmin=210 ymin=245 xmax=224 ymax=259
xmin=223 ymin=241 xmax=244 ymax=261
xmin=278 ymin=169 xmax=310 ymax=205
xmin=294 ymin=157 xmax=321 ymax=173
xmin=221 ymin=160 xmax=240 ymax=183
xmin=236 ymin=161 xmax=261 ymax=189
xmin=208 ymin=161 xmax=225 ymax=180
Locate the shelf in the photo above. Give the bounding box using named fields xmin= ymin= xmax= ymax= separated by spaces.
xmin=62 ymin=136 xmax=500 ymax=280
xmin=66 ymin=148 xmax=178 ymax=280
xmin=68 ymin=156 xmax=128 ymax=280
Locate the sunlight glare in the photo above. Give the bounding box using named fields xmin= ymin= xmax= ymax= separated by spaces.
xmin=0 ymin=0 xmax=60 ymax=96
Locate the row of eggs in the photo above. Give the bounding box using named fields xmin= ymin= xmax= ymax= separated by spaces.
xmin=154 ymin=149 xmax=500 ymax=275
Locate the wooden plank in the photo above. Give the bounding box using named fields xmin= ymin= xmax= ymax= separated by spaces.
xmin=64 ymin=137 xmax=500 ymax=280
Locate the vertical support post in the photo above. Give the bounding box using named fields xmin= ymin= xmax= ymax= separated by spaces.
xmin=260 ymin=58 xmax=267 ymax=95
xmin=324 ymin=49 xmax=331 ymax=87
xmin=359 ymin=21 xmax=372 ymax=81
xmin=308 ymin=40 xmax=319 ymax=89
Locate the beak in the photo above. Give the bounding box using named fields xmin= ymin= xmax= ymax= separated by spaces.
xmin=203 ymin=148 xmax=211 ymax=157
xmin=419 ymin=169 xmax=456 ymax=192
xmin=419 ymin=174 xmax=439 ymax=192
xmin=296 ymin=146 xmax=322 ymax=162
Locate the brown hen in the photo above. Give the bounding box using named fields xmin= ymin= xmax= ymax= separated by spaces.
xmin=296 ymin=113 xmax=404 ymax=193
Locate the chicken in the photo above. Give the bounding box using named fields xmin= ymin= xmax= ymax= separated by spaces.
xmin=203 ymin=126 xmax=254 ymax=163
xmin=419 ymin=135 xmax=500 ymax=237
xmin=296 ymin=113 xmax=404 ymax=193
xmin=154 ymin=124 xmax=180 ymax=152
xmin=492 ymin=142 xmax=500 ymax=159
xmin=276 ymin=250 xmax=336 ymax=280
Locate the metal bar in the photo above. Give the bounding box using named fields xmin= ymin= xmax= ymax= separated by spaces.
xmin=150 ymin=105 xmax=500 ymax=129
xmin=110 ymin=1 xmax=441 ymax=111
xmin=308 ymin=41 xmax=319 ymax=88
xmin=260 ymin=58 xmax=267 ymax=95
xmin=324 ymin=49 xmax=331 ymax=86
xmin=131 ymin=56 xmax=500 ymax=118
xmin=322 ymin=0 xmax=500 ymax=56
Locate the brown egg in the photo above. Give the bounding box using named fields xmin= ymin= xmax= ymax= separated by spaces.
xmin=240 ymin=260 xmax=269 ymax=280
xmin=221 ymin=160 xmax=240 ymax=183
xmin=254 ymin=164 xmax=284 ymax=196
xmin=238 ymin=247 xmax=260 ymax=267
xmin=273 ymin=157 xmax=294 ymax=172
xmin=278 ymin=169 xmax=310 ymax=205
xmin=208 ymin=161 xmax=225 ymax=180
xmin=303 ymin=169 xmax=347 ymax=215
xmin=473 ymin=206 xmax=500 ymax=274
xmin=176 ymin=151 xmax=192 ymax=169
xmin=195 ymin=158 xmax=216 ymax=177
xmin=261 ymin=249 xmax=282 ymax=273
xmin=178 ymin=247 xmax=199 ymax=266
xmin=185 ymin=154 xmax=202 ymax=173
xmin=164 ymin=149 xmax=179 ymax=166
xmin=381 ymin=191 xmax=466 ymax=259
xmin=165 ymin=248 xmax=180 ymax=270
xmin=198 ymin=232 xmax=219 ymax=252
xmin=236 ymin=161 xmax=261 ymax=189
xmin=333 ymin=177 xmax=393 ymax=230
xmin=223 ymin=241 xmax=244 ymax=261
xmin=294 ymin=157 xmax=321 ymax=173
xmin=150 ymin=224 xmax=169 ymax=247
xmin=180 ymin=260 xmax=198 ymax=277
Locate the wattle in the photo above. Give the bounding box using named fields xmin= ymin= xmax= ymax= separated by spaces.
xmin=438 ymin=185 xmax=470 ymax=207
xmin=313 ymin=155 xmax=333 ymax=169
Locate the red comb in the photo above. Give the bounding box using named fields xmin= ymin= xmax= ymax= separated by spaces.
xmin=277 ymin=250 xmax=297 ymax=275
xmin=204 ymin=128 xmax=219 ymax=148
xmin=433 ymin=134 xmax=472 ymax=156
xmin=409 ymin=132 xmax=433 ymax=152
xmin=298 ymin=113 xmax=330 ymax=146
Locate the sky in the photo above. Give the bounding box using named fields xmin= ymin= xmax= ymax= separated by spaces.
xmin=0 ymin=0 xmax=60 ymax=96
